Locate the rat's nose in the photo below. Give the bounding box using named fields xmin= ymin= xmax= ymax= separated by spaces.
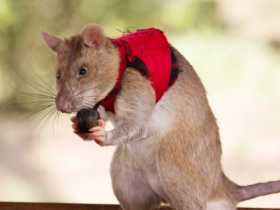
xmin=62 ymin=100 xmax=72 ymax=113
xmin=56 ymin=96 xmax=72 ymax=113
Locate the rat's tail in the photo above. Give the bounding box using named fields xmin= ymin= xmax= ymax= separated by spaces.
xmin=237 ymin=180 xmax=280 ymax=202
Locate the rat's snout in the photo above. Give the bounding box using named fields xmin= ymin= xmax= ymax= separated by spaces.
xmin=56 ymin=94 xmax=72 ymax=113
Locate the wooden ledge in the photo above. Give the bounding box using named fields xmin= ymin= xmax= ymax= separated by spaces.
xmin=0 ymin=202 xmax=278 ymax=210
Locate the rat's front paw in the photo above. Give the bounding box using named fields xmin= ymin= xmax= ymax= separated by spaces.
xmin=89 ymin=119 xmax=107 ymax=146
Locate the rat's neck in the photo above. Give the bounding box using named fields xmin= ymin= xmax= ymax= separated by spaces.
xmin=99 ymin=38 xmax=128 ymax=114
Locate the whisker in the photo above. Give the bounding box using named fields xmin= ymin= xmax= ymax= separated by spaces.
xmin=39 ymin=108 xmax=58 ymax=141
xmin=22 ymin=49 xmax=56 ymax=94
xmin=6 ymin=103 xmax=55 ymax=134
xmin=5 ymin=54 xmax=56 ymax=97
xmin=1 ymin=99 xmax=17 ymax=111
xmin=52 ymin=108 xmax=61 ymax=140
xmin=45 ymin=63 xmax=56 ymax=76
xmin=25 ymin=78 xmax=56 ymax=96
xmin=23 ymin=52 xmax=56 ymax=95
xmin=2 ymin=74 xmax=55 ymax=98
xmin=30 ymin=107 xmax=56 ymax=141
xmin=2 ymin=100 xmax=54 ymax=109
xmin=2 ymin=76 xmax=55 ymax=100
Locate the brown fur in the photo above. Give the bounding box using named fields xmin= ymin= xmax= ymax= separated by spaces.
xmin=41 ymin=23 xmax=280 ymax=210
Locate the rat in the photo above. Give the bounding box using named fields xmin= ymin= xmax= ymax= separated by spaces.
xmin=40 ymin=23 xmax=280 ymax=210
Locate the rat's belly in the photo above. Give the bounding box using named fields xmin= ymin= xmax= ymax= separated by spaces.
xmin=126 ymin=96 xmax=175 ymax=201
xmin=127 ymin=136 xmax=170 ymax=202
xmin=110 ymin=90 xmax=176 ymax=200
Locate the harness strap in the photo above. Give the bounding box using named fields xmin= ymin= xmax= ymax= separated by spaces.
xmin=100 ymin=29 xmax=178 ymax=114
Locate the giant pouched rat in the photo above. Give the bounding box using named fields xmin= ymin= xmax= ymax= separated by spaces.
xmin=40 ymin=23 xmax=280 ymax=210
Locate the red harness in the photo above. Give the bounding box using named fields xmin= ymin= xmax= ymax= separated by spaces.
xmin=100 ymin=28 xmax=178 ymax=114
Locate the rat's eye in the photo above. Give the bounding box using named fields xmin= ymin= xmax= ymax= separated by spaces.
xmin=78 ymin=68 xmax=87 ymax=76
xmin=57 ymin=73 xmax=60 ymax=80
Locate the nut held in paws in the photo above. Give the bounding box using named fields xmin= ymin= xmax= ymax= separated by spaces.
xmin=76 ymin=108 xmax=100 ymax=133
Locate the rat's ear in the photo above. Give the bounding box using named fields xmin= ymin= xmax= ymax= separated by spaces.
xmin=82 ymin=23 xmax=106 ymax=50
xmin=40 ymin=27 xmax=63 ymax=53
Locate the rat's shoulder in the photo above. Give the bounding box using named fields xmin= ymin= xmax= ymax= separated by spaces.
xmin=118 ymin=67 xmax=156 ymax=104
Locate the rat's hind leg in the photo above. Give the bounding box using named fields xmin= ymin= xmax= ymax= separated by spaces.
xmin=157 ymin=130 xmax=219 ymax=210
xmin=111 ymin=146 xmax=163 ymax=210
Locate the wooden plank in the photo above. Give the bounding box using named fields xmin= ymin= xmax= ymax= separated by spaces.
xmin=238 ymin=209 xmax=280 ymax=210
xmin=0 ymin=202 xmax=278 ymax=210
xmin=0 ymin=203 xmax=121 ymax=210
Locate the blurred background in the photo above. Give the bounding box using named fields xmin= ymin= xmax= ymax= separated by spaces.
xmin=0 ymin=0 xmax=280 ymax=208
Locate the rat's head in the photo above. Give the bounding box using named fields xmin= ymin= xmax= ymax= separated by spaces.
xmin=41 ymin=23 xmax=120 ymax=113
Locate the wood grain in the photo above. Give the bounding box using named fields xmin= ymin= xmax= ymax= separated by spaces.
xmin=0 ymin=202 xmax=278 ymax=210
